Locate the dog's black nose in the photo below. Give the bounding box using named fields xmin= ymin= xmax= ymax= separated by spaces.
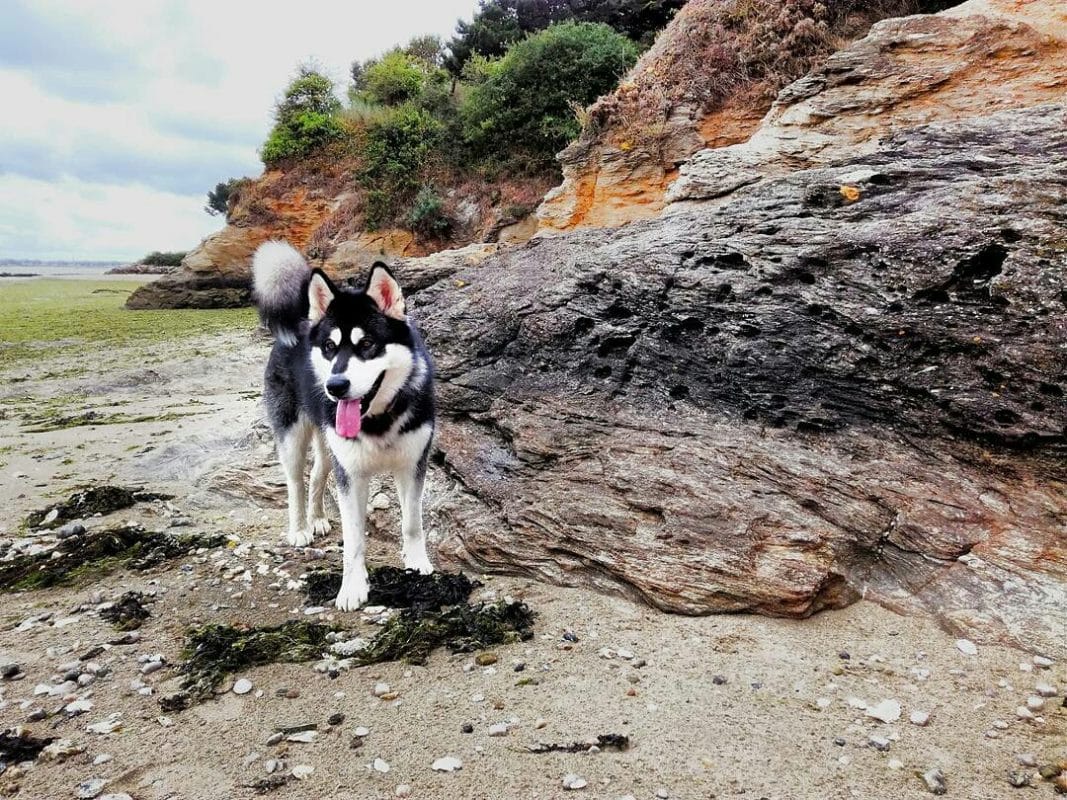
xmin=326 ymin=376 xmax=350 ymax=398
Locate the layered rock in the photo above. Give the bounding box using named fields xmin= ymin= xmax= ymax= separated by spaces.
xmin=409 ymin=0 xmax=1067 ymax=655
xmin=536 ymin=0 xmax=923 ymax=232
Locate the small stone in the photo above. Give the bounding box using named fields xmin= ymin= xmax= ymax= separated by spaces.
xmin=920 ymin=767 xmax=947 ymax=795
xmin=265 ymin=759 xmax=283 ymax=774
xmin=461 ymin=723 xmax=474 ymax=734
xmin=955 ymin=639 xmax=977 ymax=656
xmin=1025 ymin=696 xmax=1044 ymax=711
xmin=1016 ymin=706 xmax=1035 ymax=721
xmin=266 ymin=732 xmax=284 ymax=746
xmin=233 ymin=678 xmax=253 ymax=695
xmin=76 ymin=778 xmax=107 ymax=799
xmin=370 ymin=492 xmax=391 ymax=510
xmin=1016 ymin=753 xmax=1037 ymax=767
xmin=865 ymin=699 xmax=901 ymax=724
xmin=287 ymin=730 xmax=317 ymax=743
xmin=833 ymin=737 xmax=846 ymax=747
xmin=909 ymin=710 xmax=930 ymax=726
xmin=712 ymin=675 xmax=727 ymax=686
xmin=0 ymin=663 xmax=19 ymax=679
xmin=350 ymin=737 xmax=364 ymax=750
xmin=432 ymin=756 xmax=463 ymax=772
xmin=514 ymin=662 xmax=526 ymax=672
xmin=380 ymin=691 xmax=399 ymax=701
xmin=354 ymin=726 xmax=371 ymax=737
xmin=869 ymin=734 xmax=892 ymax=752
xmin=291 ymin=765 xmax=314 ymax=780
xmin=57 ymin=522 xmax=85 ymax=539
xmin=1032 ymin=655 xmax=1053 ymax=668
xmin=562 ymin=774 xmax=587 ymax=790
xmin=838 ymin=651 xmax=851 ymax=660
xmin=140 ymin=660 xmax=164 ymax=675
xmin=373 ymin=758 xmax=391 ymax=773
xmin=328 ymin=713 xmax=345 ymax=726
xmin=888 ymin=759 xmax=904 ymax=770
xmin=64 ymin=699 xmax=93 ymax=715
xmin=655 ymin=790 xmax=669 ymax=800
xmin=1035 ymin=683 xmax=1057 ymax=698
xmin=395 ymin=785 xmax=412 ymax=798
xmin=475 ymin=653 xmax=498 ymax=666
xmin=488 ymin=723 xmax=508 ymax=737
xmin=373 ymin=682 xmax=391 ymax=697
xmin=1007 ymin=772 xmax=1031 ymax=788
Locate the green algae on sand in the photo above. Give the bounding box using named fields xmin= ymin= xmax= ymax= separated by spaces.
xmin=24 ymin=485 xmax=172 ymax=529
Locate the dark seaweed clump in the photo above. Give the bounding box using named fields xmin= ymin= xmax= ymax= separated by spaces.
xmin=527 ymin=734 xmax=631 ymax=754
xmin=160 ymin=621 xmax=335 ymax=712
xmin=0 ymin=526 xmax=224 ymax=592
xmin=99 ymin=591 xmax=152 ymax=630
xmin=24 ymin=485 xmax=172 ymax=529
xmin=0 ymin=728 xmax=56 ymax=764
xmin=305 ymin=566 xmax=481 ymax=609
xmin=353 ymin=600 xmax=536 ymax=666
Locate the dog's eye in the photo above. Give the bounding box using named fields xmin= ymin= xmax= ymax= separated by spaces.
xmin=356 ymin=339 xmax=377 ymax=359
xmin=322 ymin=341 xmax=337 ymax=358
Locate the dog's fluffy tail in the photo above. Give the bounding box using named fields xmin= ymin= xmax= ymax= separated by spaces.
xmin=252 ymin=240 xmax=310 ymax=345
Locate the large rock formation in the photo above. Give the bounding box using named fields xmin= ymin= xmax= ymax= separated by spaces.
xmin=410 ymin=0 xmax=1066 ymax=655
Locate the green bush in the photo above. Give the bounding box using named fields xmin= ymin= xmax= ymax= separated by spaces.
xmin=204 ymin=178 xmax=247 ymax=217
xmin=140 ymin=251 xmax=186 ymax=267
xmin=360 ymin=105 xmax=443 ymax=228
xmin=406 ymin=187 xmax=453 ymax=238
xmin=361 ymin=51 xmax=426 ymax=106
xmin=261 ymin=69 xmax=344 ymax=165
xmin=460 ymin=22 xmax=638 ymax=168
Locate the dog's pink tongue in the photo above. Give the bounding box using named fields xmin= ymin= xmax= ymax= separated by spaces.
xmin=335 ymin=399 xmax=362 ymax=439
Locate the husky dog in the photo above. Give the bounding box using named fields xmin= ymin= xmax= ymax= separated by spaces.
xmin=252 ymin=241 xmax=435 ymax=610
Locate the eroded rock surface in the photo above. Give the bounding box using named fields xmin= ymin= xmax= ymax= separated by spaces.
xmin=421 ymin=100 xmax=1066 ymax=655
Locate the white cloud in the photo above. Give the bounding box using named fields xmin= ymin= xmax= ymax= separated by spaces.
xmin=0 ymin=0 xmax=480 ymax=260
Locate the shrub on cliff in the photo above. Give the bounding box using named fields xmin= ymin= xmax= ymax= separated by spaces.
xmin=460 ymin=22 xmax=638 ymax=169
xmin=406 ymin=187 xmax=454 ymax=239
xmin=140 ymin=251 xmax=186 ymax=267
xmin=360 ymin=105 xmax=444 ymax=228
xmin=360 ymin=51 xmax=428 ymax=106
xmin=204 ymin=178 xmax=248 ymax=218
xmin=261 ymin=68 xmax=344 ymax=165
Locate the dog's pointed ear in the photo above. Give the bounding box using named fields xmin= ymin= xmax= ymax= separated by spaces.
xmin=308 ymin=269 xmax=335 ymax=323
xmin=365 ymin=262 xmax=405 ymax=320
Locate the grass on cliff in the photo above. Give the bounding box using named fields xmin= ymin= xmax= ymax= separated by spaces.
xmin=0 ymin=280 xmax=255 ymax=371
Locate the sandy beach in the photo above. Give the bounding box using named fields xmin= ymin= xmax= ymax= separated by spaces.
xmin=0 ymin=280 xmax=1063 ymax=800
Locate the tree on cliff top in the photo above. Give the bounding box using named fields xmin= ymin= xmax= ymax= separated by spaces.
xmin=261 ymin=67 xmax=344 ymax=165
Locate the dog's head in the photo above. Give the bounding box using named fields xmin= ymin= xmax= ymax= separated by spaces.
xmin=306 ymin=263 xmax=414 ymax=436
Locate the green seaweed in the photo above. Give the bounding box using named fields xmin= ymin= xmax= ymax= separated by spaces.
xmin=22 ymin=409 xmax=200 ymax=433
xmin=24 ymin=485 xmax=172 ymax=529
xmin=305 ymin=566 xmax=480 ymax=609
xmin=160 ymin=621 xmax=336 ymax=712
xmin=99 ymin=591 xmax=152 ymax=630
xmin=0 ymin=728 xmax=56 ymax=763
xmin=352 ymin=600 xmax=536 ymax=666
xmin=0 ymin=526 xmax=223 ymax=592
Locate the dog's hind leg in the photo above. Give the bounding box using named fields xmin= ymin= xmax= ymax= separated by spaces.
xmin=395 ymin=455 xmax=432 ymax=575
xmin=334 ymin=471 xmax=370 ymax=611
xmin=277 ymin=419 xmax=313 ymax=547
xmin=306 ymin=431 xmax=331 ymax=537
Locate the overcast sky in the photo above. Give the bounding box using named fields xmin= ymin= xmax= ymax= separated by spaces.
xmin=0 ymin=0 xmax=479 ymax=261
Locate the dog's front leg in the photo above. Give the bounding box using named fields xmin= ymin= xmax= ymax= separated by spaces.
xmin=335 ymin=471 xmax=370 ymax=611
xmin=395 ymin=465 xmax=433 ymax=575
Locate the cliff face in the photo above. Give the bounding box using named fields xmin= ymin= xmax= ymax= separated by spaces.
xmin=535 ymin=0 xmax=928 ymax=232
xmin=403 ymin=0 xmax=1066 ymax=655
xmin=127 ymin=156 xmax=550 ymax=310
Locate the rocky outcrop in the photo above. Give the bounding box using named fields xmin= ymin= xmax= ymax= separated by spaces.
xmin=128 ymin=158 xmax=550 ymax=309
xmin=536 ymin=0 xmax=924 ymax=232
xmin=411 ymin=0 xmax=1067 ymax=655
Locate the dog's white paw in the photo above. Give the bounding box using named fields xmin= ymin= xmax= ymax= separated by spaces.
xmin=309 ymin=516 xmax=331 ymax=536
xmin=334 ymin=581 xmax=369 ymax=611
xmin=403 ymin=551 xmax=434 ymax=576
xmin=286 ymin=528 xmax=314 ymax=547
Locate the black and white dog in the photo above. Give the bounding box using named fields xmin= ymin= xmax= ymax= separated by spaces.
xmin=252 ymin=241 xmax=435 ymax=610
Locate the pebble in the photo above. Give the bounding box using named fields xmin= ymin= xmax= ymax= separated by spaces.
xmin=140 ymin=660 xmax=164 ymax=675
xmin=1032 ymin=655 xmax=1053 ymax=668
xmin=1007 ymin=772 xmax=1031 ymax=788
xmin=287 ymin=730 xmax=317 ymax=743
xmin=75 ymin=778 xmax=107 ymax=799
xmin=0 ymin=663 xmax=20 ymax=679
xmin=1015 ymin=753 xmax=1037 ymax=767
xmin=712 ymin=675 xmax=727 ymax=685
xmin=488 ymin=722 xmax=508 ymax=737
xmin=1034 ymin=683 xmax=1057 ymax=698
xmin=868 ymin=735 xmax=891 ymax=752
xmin=562 ymin=774 xmax=587 ymax=790
xmin=461 ymin=723 xmax=474 ymax=734
xmin=475 ymin=653 xmax=498 ymax=666
xmin=266 ymin=732 xmax=284 ymax=746
xmin=328 ymin=713 xmax=345 ymax=726
xmin=93 ymin=754 xmax=113 ymax=766
xmin=373 ymin=682 xmax=391 ymax=697
xmin=65 ymin=699 xmax=94 ymax=715
xmin=921 ymin=767 xmax=947 ymax=795
xmin=291 ymin=765 xmax=314 ymax=780
xmin=99 ymin=795 xmax=133 ymax=800
xmin=395 ymin=785 xmax=412 ymax=798
xmin=432 ymin=756 xmax=463 ymax=772
xmin=865 ymin=699 xmax=901 ymax=723
xmin=909 ymin=710 xmax=930 ymax=726
xmin=265 ymin=759 xmax=283 ymax=774
xmin=354 ymin=726 xmax=371 ymax=737
xmin=1015 ymin=706 xmax=1035 ymax=721
xmin=57 ymin=522 xmax=85 ymax=539
xmin=233 ymin=678 xmax=253 ymax=695
xmin=955 ymin=639 xmax=977 ymax=656
xmin=655 ymin=790 xmax=669 ymax=799
xmin=1025 ymin=696 xmax=1044 ymax=711
xmin=888 ymin=758 xmax=904 ymax=770
xmin=373 ymin=758 xmax=391 ymax=773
